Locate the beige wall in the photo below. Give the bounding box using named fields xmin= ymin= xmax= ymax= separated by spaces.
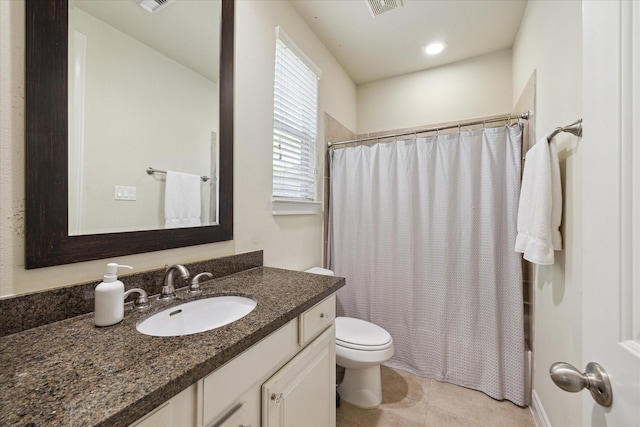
xmin=513 ymin=1 xmax=583 ymax=425
xmin=356 ymin=49 xmax=513 ymax=134
xmin=0 ymin=0 xmax=356 ymax=297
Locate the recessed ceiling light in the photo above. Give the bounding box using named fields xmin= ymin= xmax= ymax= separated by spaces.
xmin=424 ymin=41 xmax=447 ymax=55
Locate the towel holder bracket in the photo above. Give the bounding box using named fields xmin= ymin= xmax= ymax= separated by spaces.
xmin=547 ymin=119 xmax=583 ymax=142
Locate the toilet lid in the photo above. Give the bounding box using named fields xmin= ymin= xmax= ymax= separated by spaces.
xmin=335 ymin=317 xmax=392 ymax=350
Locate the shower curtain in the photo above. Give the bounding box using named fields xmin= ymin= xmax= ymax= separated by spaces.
xmin=328 ymin=125 xmax=527 ymax=406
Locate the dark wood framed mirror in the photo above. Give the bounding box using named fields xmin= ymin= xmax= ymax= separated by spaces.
xmin=25 ymin=0 xmax=234 ymax=269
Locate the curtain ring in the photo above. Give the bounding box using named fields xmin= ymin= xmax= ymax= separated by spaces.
xmin=483 ymin=120 xmax=486 ymax=129
xmin=458 ymin=124 xmax=461 ymax=133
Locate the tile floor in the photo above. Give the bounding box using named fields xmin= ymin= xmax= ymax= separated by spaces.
xmin=336 ymin=366 xmax=535 ymax=427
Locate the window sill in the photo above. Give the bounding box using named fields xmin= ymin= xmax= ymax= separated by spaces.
xmin=272 ymin=198 xmax=323 ymax=216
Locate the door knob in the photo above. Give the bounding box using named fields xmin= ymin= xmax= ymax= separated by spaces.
xmin=549 ymin=361 xmax=612 ymax=407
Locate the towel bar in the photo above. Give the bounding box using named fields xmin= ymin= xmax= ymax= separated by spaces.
xmin=147 ymin=167 xmax=210 ymax=182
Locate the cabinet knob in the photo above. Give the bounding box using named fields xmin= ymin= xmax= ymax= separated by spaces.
xmin=320 ymin=312 xmax=329 ymax=319
xmin=270 ymin=392 xmax=283 ymax=405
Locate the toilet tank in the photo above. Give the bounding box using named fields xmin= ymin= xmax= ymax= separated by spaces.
xmin=304 ymin=267 xmax=334 ymax=276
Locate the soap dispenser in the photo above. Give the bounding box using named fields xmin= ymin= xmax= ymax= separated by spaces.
xmin=94 ymin=263 xmax=133 ymax=327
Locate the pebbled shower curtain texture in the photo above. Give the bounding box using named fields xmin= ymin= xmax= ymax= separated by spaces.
xmin=328 ymin=125 xmax=527 ymax=406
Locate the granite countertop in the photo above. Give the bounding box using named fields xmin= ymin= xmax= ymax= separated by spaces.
xmin=0 ymin=267 xmax=345 ymax=427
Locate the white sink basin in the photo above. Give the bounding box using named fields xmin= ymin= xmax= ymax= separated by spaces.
xmin=136 ymin=296 xmax=257 ymax=337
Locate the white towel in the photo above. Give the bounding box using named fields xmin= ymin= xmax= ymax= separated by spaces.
xmin=515 ymin=136 xmax=563 ymax=265
xmin=164 ymin=171 xmax=202 ymax=228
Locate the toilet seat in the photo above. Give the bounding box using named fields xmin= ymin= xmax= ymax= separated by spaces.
xmin=336 ymin=317 xmax=393 ymax=351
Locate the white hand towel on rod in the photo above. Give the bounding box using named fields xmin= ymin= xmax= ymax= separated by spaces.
xmin=164 ymin=171 xmax=202 ymax=228
xmin=515 ymin=136 xmax=563 ymax=265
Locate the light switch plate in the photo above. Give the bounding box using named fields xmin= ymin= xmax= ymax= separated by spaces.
xmin=114 ymin=185 xmax=136 ymax=201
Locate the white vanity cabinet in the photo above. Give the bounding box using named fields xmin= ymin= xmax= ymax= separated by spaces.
xmin=129 ymin=383 xmax=198 ymax=427
xmin=200 ymin=320 xmax=300 ymax=427
xmin=262 ymin=325 xmax=336 ymax=427
xmin=131 ymin=294 xmax=336 ymax=427
xmin=202 ymin=294 xmax=336 ymax=427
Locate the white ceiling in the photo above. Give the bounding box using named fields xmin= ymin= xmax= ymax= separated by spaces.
xmin=72 ymin=0 xmax=527 ymax=87
xmin=289 ymin=0 xmax=528 ymax=85
xmin=74 ymin=0 xmax=221 ymax=82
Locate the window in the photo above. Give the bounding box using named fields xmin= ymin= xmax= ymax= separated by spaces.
xmin=272 ymin=28 xmax=322 ymax=215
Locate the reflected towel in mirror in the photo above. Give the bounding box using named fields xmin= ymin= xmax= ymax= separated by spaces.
xmin=164 ymin=171 xmax=202 ymax=228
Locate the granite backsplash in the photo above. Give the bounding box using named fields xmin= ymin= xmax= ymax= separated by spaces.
xmin=0 ymin=251 xmax=263 ymax=337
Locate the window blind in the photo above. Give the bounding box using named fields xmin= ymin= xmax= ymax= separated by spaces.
xmin=272 ymin=34 xmax=320 ymax=201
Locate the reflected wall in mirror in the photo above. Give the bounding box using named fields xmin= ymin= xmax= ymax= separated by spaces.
xmin=68 ymin=0 xmax=221 ymax=234
xmin=25 ymin=0 xmax=234 ymax=268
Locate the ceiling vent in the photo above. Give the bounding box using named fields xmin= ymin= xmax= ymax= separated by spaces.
xmin=135 ymin=0 xmax=175 ymax=14
xmin=365 ymin=0 xmax=403 ymax=17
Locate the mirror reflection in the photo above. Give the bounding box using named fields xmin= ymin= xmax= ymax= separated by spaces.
xmin=68 ymin=0 xmax=221 ymax=235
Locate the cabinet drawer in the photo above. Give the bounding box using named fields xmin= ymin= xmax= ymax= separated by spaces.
xmin=206 ymin=388 xmax=258 ymax=427
xmin=299 ymin=294 xmax=335 ymax=346
xmin=208 ymin=401 xmax=247 ymax=427
xmin=129 ymin=384 xmax=197 ymax=427
xmin=129 ymin=402 xmax=170 ymax=427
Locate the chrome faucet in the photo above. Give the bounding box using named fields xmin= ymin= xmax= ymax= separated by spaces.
xmin=159 ymin=264 xmax=190 ymax=300
xmin=123 ymin=288 xmax=150 ymax=309
xmin=188 ymin=272 xmax=214 ymax=294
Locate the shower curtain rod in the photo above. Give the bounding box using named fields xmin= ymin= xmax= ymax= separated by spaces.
xmin=327 ymin=111 xmax=530 ymax=148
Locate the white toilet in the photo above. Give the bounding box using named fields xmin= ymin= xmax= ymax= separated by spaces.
xmin=305 ymin=267 xmax=395 ymax=408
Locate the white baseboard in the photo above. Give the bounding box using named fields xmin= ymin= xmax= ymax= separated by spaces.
xmin=526 ymin=350 xmax=532 ymax=404
xmin=530 ymin=389 xmax=552 ymax=427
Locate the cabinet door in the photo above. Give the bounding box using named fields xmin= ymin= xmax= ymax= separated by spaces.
xmin=262 ymin=324 xmax=336 ymax=427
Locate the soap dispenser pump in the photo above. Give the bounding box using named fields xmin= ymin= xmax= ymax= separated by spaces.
xmin=94 ymin=263 xmax=133 ymax=327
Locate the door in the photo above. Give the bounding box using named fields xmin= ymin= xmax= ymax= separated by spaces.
xmin=262 ymin=324 xmax=336 ymax=427
xmin=582 ymin=1 xmax=640 ymax=425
